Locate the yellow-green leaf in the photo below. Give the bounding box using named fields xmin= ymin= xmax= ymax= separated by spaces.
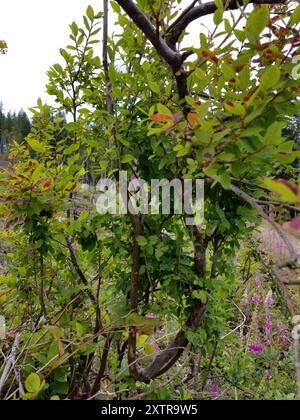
xmin=27 ymin=139 xmax=47 ymax=153
xmin=25 ymin=373 xmax=41 ymax=394
xmin=260 ymin=66 xmax=281 ymax=92
xmin=246 ymin=6 xmax=269 ymax=43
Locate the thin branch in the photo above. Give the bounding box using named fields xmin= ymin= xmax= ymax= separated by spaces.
xmin=256 ymin=200 xmax=300 ymax=213
xmin=0 ymin=333 xmax=21 ymax=396
xmin=66 ymin=237 xmax=102 ymax=330
xmin=220 ymin=303 xmax=247 ymax=340
xmin=103 ymin=0 xmax=114 ymax=116
xmin=91 ymin=335 xmax=111 ymax=396
xmin=284 ymin=279 xmax=300 ymax=285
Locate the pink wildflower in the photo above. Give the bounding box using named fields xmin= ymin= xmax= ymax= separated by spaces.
xmin=147 ymin=313 xmax=158 ymax=319
xmin=70 ymin=243 xmax=77 ymax=251
xmin=255 ymin=277 xmax=262 ymax=289
xmin=249 ymin=342 xmax=264 ymax=355
xmin=265 ymin=319 xmax=273 ymax=336
xmin=251 ymin=294 xmax=261 ymax=305
xmin=265 ymin=371 xmax=272 ymax=381
xmin=240 ymin=298 xmax=249 ymax=306
xmin=265 ymin=291 xmax=273 ymax=307
xmin=209 ymin=380 xmax=220 ymax=401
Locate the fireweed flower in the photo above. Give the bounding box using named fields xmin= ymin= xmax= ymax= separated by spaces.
xmin=265 ymin=319 xmax=273 ymax=336
xmin=278 ymin=322 xmax=289 ymax=344
xmin=209 ymin=380 xmax=220 ymax=401
xmin=240 ymin=298 xmax=249 ymax=306
xmin=265 ymin=291 xmax=273 ymax=307
xmin=265 ymin=371 xmax=272 ymax=381
xmin=251 ymin=294 xmax=261 ymax=305
xmin=70 ymin=243 xmax=77 ymax=252
xmin=146 ymin=313 xmax=158 ymax=319
xmin=265 ymin=337 xmax=271 ymax=347
xmin=255 ymin=277 xmax=262 ymax=289
xmin=249 ymin=342 xmax=264 ymax=355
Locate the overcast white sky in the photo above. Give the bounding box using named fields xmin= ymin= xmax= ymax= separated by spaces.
xmin=0 ymin=0 xmax=101 ymax=114
xmin=0 ymin=0 xmax=215 ymax=116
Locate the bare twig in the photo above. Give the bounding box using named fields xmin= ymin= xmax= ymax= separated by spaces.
xmin=0 ymin=333 xmax=21 ymax=396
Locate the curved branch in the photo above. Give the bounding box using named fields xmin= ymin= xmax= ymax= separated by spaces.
xmin=139 ymin=300 xmax=206 ymax=382
xmin=114 ymin=0 xmax=182 ymax=71
xmin=128 ymin=224 xmax=207 ymax=383
xmin=166 ymin=0 xmax=287 ymax=48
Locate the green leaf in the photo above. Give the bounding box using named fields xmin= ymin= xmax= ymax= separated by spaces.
xmin=214 ymin=0 xmax=224 ymax=25
xmin=221 ymin=63 xmax=236 ymax=79
xmin=27 ymin=139 xmax=47 ymax=153
xmin=64 ymin=143 xmax=80 ymax=155
xmin=25 ymin=373 xmax=41 ymax=394
xmin=192 ymin=290 xmax=208 ymax=304
xmin=218 ymin=172 xmax=231 ymax=190
xmin=148 ymin=80 xmax=160 ymax=94
xmin=76 ymin=322 xmax=85 ymax=338
xmin=214 ymin=9 xmax=223 ymax=25
xmin=289 ymin=4 xmax=300 ymax=26
xmin=176 ymin=144 xmax=191 ymax=157
xmin=234 ymin=29 xmax=246 ymax=42
xmin=123 ymin=313 xmax=160 ymax=329
xmin=262 ymin=178 xmax=298 ymax=203
xmin=194 ymin=68 xmax=206 ymax=81
xmin=136 ymin=236 xmax=148 ymax=247
xmin=86 ymin=5 xmax=95 ymax=21
xmin=47 ymin=326 xmax=62 ymax=341
xmin=264 ymin=121 xmax=285 ymax=145
xmin=224 ymin=101 xmax=246 ymax=116
xmin=147 ymin=74 xmax=160 ymax=94
xmin=121 ymin=154 xmax=135 ymax=164
xmin=246 ymin=6 xmax=269 ymax=43
xmin=70 ymin=22 xmax=78 ymax=37
xmin=157 ymin=103 xmax=172 ymax=116
xmin=194 ymin=68 xmax=207 ymax=90
xmin=260 ymin=66 xmax=281 ymax=92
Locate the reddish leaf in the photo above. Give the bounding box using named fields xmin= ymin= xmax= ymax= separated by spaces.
xmin=36 ymin=178 xmax=49 ymax=185
xmin=263 ymin=50 xmax=287 ymax=61
xmin=42 ymin=180 xmax=52 ymax=190
xmin=66 ymin=182 xmax=77 ymax=192
xmin=233 ymin=64 xmax=245 ymax=73
xmin=202 ymin=51 xmax=219 ymax=64
xmin=256 ymin=42 xmax=272 ymax=51
xmin=5 ymin=215 xmax=27 ymax=230
xmin=150 ymin=114 xmax=173 ymax=122
xmin=15 ymin=199 xmax=25 ymax=206
xmin=8 ymin=152 xmax=16 ymax=160
xmin=187 ymin=112 xmax=199 ymax=127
